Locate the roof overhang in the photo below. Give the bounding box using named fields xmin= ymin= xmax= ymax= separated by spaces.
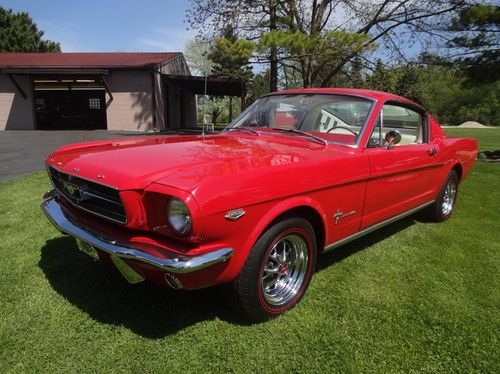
xmin=1 ymin=68 xmax=109 ymax=75
xmin=163 ymin=74 xmax=245 ymax=96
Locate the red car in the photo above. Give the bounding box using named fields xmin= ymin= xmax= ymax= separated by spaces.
xmin=41 ymin=88 xmax=477 ymax=322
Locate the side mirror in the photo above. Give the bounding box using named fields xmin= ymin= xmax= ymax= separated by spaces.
xmin=384 ymin=130 xmax=401 ymax=149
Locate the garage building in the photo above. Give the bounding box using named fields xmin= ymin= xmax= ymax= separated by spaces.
xmin=0 ymin=52 xmax=244 ymax=131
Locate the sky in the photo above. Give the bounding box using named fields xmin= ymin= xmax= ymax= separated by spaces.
xmin=1 ymin=0 xmax=196 ymax=53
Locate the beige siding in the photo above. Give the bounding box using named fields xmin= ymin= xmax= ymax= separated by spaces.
xmin=158 ymin=55 xmax=191 ymax=75
xmin=0 ymin=74 xmax=35 ymax=130
xmin=105 ymin=70 xmax=154 ymax=131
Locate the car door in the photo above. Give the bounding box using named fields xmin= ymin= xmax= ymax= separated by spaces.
xmin=362 ymin=102 xmax=442 ymax=229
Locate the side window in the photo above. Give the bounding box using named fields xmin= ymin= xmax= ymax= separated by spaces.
xmin=368 ymin=116 xmax=382 ymax=148
xmin=368 ymin=104 xmax=425 ymax=147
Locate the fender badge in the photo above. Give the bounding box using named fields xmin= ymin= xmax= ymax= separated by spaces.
xmin=334 ymin=209 xmax=356 ymax=224
xmin=225 ymin=208 xmax=246 ymax=221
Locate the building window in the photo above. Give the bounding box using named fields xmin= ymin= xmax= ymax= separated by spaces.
xmin=89 ymin=98 xmax=101 ymax=109
xmin=35 ymin=98 xmax=44 ymax=106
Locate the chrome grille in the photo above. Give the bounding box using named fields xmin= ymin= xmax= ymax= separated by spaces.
xmin=48 ymin=166 xmax=127 ymax=224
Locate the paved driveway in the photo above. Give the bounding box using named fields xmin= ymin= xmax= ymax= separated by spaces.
xmin=0 ymin=130 xmax=147 ymax=182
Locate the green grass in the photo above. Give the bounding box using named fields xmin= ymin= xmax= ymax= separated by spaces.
xmin=445 ymin=127 xmax=500 ymax=151
xmin=1 ymin=128 xmax=499 ymax=372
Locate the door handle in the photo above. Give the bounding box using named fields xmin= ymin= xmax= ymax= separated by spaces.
xmin=428 ymin=147 xmax=438 ymax=156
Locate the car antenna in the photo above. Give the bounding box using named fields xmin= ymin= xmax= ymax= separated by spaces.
xmin=202 ymin=74 xmax=207 ymax=137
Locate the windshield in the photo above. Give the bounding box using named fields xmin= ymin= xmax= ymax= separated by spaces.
xmin=225 ymin=94 xmax=374 ymax=146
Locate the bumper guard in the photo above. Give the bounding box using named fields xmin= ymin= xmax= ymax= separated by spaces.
xmin=41 ymin=194 xmax=233 ymax=274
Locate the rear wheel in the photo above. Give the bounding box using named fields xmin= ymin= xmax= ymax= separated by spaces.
xmin=225 ymin=217 xmax=316 ymax=323
xmin=425 ymin=170 xmax=458 ymax=222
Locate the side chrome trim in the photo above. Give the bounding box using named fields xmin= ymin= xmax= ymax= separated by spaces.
xmin=41 ymin=196 xmax=233 ymax=274
xmin=323 ymin=200 xmax=434 ymax=253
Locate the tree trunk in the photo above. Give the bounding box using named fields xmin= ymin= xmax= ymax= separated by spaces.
xmin=269 ymin=0 xmax=278 ymax=92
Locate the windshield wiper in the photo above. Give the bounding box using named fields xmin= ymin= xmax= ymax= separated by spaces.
xmin=225 ymin=127 xmax=260 ymax=136
xmin=270 ymin=127 xmax=327 ymax=145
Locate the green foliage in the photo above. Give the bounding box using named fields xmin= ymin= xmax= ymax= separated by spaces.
xmin=196 ymin=95 xmax=240 ymax=126
xmin=365 ymin=62 xmax=422 ymax=103
xmin=365 ymin=62 xmax=499 ymax=126
xmin=452 ymin=4 xmax=500 ymax=29
xmin=0 ymin=7 xmax=60 ymax=52
xmin=259 ymin=29 xmax=370 ymax=57
xmin=208 ymin=27 xmax=254 ymax=80
xmin=259 ymin=29 xmax=372 ymax=87
xmin=417 ymin=66 xmax=499 ymax=126
xmin=447 ymin=4 xmax=499 ymax=82
xmin=246 ymin=70 xmax=271 ymax=103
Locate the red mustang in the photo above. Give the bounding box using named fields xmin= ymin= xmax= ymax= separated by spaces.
xmin=41 ymin=88 xmax=477 ymax=322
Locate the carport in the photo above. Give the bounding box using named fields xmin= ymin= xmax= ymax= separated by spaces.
xmin=162 ymin=74 xmax=246 ymax=128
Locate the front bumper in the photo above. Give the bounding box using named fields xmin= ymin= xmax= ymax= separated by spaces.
xmin=41 ymin=194 xmax=233 ymax=275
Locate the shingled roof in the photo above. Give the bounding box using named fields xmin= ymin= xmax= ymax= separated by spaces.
xmin=0 ymin=52 xmax=181 ymax=69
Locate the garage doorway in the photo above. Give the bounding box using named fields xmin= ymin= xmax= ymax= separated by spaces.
xmin=33 ymin=77 xmax=107 ymax=130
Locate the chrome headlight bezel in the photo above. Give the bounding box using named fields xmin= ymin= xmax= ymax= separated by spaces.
xmin=167 ymin=197 xmax=192 ymax=236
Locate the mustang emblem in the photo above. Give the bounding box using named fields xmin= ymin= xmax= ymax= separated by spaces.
xmin=62 ymin=181 xmax=87 ymax=203
xmin=333 ymin=209 xmax=356 ymax=224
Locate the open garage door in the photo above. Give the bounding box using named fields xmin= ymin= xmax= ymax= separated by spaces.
xmin=34 ymin=77 xmax=107 ymax=130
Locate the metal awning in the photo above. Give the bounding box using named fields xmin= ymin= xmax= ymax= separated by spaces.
xmin=162 ymin=74 xmax=245 ymax=97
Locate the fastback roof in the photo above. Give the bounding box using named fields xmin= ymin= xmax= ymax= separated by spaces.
xmin=273 ymin=87 xmax=421 ymax=108
xmin=0 ymin=52 xmax=181 ymax=69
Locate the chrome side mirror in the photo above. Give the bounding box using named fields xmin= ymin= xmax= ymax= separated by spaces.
xmin=384 ymin=130 xmax=401 ymax=149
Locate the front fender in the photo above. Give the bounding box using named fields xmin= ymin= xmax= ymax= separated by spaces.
xmin=225 ymin=195 xmax=329 ymax=280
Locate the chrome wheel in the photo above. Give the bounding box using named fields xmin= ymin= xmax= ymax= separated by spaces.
xmin=442 ymin=179 xmax=457 ymax=216
xmin=261 ymin=234 xmax=309 ymax=306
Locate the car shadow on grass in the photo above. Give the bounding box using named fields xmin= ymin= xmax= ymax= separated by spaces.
xmin=316 ymin=216 xmax=416 ymax=271
xmin=39 ymin=215 xmax=419 ymax=337
xmin=39 ymin=237 xmax=243 ymax=338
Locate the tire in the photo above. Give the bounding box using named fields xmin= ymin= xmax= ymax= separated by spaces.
xmin=425 ymin=170 xmax=459 ymax=222
xmin=225 ymin=217 xmax=317 ymax=323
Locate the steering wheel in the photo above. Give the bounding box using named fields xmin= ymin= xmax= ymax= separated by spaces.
xmin=327 ymin=125 xmax=358 ymax=135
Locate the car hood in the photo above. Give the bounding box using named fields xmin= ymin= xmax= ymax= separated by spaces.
xmin=47 ymin=133 xmax=349 ymax=191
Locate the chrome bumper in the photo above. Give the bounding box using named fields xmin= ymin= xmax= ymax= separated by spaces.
xmin=41 ymin=195 xmax=233 ymax=274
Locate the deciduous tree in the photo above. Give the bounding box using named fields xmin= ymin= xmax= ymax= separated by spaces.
xmin=186 ymin=0 xmax=475 ymax=89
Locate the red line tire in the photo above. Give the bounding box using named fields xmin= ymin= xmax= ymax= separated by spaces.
xmin=224 ymin=217 xmax=317 ymax=323
xmin=425 ymin=170 xmax=459 ymax=222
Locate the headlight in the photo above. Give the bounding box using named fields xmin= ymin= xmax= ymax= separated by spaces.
xmin=167 ymin=197 xmax=192 ymax=236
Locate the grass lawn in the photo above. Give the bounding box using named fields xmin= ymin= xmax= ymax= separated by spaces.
xmin=0 ymin=128 xmax=499 ymax=372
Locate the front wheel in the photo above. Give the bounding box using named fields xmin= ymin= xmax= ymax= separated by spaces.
xmin=425 ymin=170 xmax=458 ymax=222
xmin=225 ymin=217 xmax=317 ymax=323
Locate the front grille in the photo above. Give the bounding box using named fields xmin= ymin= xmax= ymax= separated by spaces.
xmin=48 ymin=166 xmax=127 ymax=224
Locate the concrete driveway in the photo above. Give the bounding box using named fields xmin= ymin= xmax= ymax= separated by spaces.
xmin=0 ymin=130 xmax=148 ymax=182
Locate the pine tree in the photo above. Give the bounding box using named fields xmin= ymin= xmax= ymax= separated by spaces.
xmin=0 ymin=7 xmax=60 ymax=52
